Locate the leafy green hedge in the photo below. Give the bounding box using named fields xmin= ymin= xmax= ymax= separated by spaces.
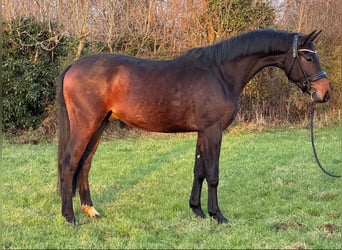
xmin=2 ymin=17 xmax=69 ymax=132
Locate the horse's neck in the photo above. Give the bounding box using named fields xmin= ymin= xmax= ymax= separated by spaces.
xmin=220 ymin=53 xmax=288 ymax=94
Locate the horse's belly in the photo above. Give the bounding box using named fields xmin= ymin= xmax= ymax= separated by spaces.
xmin=109 ymin=105 xmax=198 ymax=133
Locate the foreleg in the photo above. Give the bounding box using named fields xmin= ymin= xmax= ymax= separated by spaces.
xmin=202 ymin=125 xmax=228 ymax=223
xmin=190 ymin=135 xmax=206 ymax=218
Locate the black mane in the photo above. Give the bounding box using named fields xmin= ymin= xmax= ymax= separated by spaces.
xmin=184 ymin=29 xmax=295 ymax=65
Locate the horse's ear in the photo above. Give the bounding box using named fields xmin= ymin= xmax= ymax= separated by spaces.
xmin=303 ymin=30 xmax=322 ymax=44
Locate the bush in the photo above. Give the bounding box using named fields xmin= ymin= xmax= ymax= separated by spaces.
xmin=2 ymin=17 xmax=68 ymax=132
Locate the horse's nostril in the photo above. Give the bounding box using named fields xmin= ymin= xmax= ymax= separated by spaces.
xmin=323 ymin=92 xmax=330 ymax=102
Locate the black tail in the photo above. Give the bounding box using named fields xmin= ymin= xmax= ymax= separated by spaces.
xmin=56 ymin=65 xmax=72 ymax=195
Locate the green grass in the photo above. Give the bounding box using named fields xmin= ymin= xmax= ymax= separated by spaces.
xmin=2 ymin=126 xmax=341 ymax=249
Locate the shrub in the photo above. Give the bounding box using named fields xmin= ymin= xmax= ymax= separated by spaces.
xmin=2 ymin=17 xmax=68 ymax=132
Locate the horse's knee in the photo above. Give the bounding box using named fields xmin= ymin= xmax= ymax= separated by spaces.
xmin=206 ymin=176 xmax=218 ymax=187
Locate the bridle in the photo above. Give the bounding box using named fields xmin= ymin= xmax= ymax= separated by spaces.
xmin=288 ymin=34 xmax=327 ymax=97
xmin=289 ymin=34 xmax=340 ymax=178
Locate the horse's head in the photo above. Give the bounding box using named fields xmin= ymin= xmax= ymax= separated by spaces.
xmin=286 ymin=30 xmax=331 ymax=103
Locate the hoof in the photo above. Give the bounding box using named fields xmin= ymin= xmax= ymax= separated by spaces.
xmin=209 ymin=211 xmax=228 ymax=224
xmin=64 ymin=215 xmax=77 ymax=225
xmin=81 ymin=205 xmax=101 ymax=218
xmin=216 ymin=216 xmax=228 ymax=224
xmin=191 ymin=206 xmax=206 ymax=218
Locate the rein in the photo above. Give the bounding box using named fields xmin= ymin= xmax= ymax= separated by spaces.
xmin=290 ymin=34 xmax=340 ymax=178
xmin=309 ymin=102 xmax=341 ymax=178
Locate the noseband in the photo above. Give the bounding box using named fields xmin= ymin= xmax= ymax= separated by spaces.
xmin=288 ymin=34 xmax=327 ymax=95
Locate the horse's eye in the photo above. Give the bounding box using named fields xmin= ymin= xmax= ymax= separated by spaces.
xmin=299 ymin=50 xmax=315 ymax=62
xmin=301 ymin=53 xmax=313 ymax=62
xmin=306 ymin=56 xmax=313 ymax=62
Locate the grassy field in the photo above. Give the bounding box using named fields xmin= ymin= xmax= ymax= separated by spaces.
xmin=2 ymin=126 xmax=341 ymax=249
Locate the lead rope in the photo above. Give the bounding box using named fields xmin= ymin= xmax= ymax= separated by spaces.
xmin=309 ymin=102 xmax=341 ymax=178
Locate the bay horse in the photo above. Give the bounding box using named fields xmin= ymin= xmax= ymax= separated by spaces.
xmin=57 ymin=29 xmax=330 ymax=224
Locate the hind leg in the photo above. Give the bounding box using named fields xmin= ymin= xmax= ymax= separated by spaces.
xmin=78 ymin=139 xmax=101 ymax=218
xmin=77 ymin=112 xmax=111 ymax=218
xmin=60 ymin=114 xmax=109 ymax=224
xmin=60 ymin=136 xmax=91 ymax=224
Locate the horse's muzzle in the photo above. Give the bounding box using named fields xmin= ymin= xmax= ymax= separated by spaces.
xmin=311 ymin=78 xmax=331 ymax=103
